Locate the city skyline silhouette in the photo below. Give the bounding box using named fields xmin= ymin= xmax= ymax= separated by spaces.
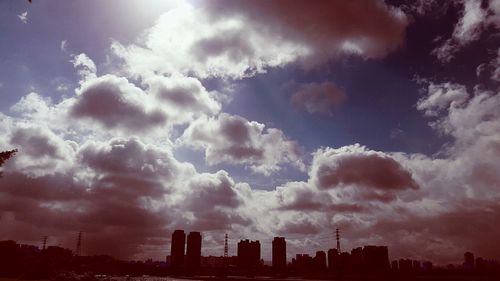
xmin=1 ymin=229 xmax=499 ymax=279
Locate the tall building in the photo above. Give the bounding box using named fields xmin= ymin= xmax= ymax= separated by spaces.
xmin=272 ymin=237 xmax=286 ymax=272
xmin=464 ymin=252 xmax=475 ymax=269
xmin=237 ymin=239 xmax=260 ymax=271
xmin=391 ymin=260 xmax=399 ymax=271
xmin=327 ymin=248 xmax=339 ymax=272
xmin=293 ymin=254 xmax=314 ymax=274
xmin=350 ymin=247 xmax=363 ymax=272
xmin=170 ymin=230 xmax=185 ymax=272
xmin=398 ymin=259 xmax=413 ymax=273
xmin=186 ymin=232 xmax=202 ymax=274
xmin=362 ymin=245 xmax=390 ymax=273
xmin=314 ymin=251 xmax=327 ymax=272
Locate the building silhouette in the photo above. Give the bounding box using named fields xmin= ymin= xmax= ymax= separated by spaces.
xmin=351 ymin=247 xmax=363 ymax=272
xmin=328 ymin=248 xmax=339 ymax=272
xmin=464 ymin=252 xmax=475 ymax=269
xmin=272 ymin=237 xmax=286 ymax=273
xmin=362 ymin=245 xmax=390 ymax=273
xmin=170 ymin=230 xmax=185 ymax=273
xmin=237 ymin=239 xmax=260 ymax=273
xmin=314 ymin=251 xmax=327 ymax=272
xmin=186 ymin=232 xmax=202 ymax=274
xmin=391 ymin=260 xmax=399 ymax=271
xmin=292 ymin=254 xmax=314 ymax=275
xmin=398 ymin=258 xmax=413 ymax=273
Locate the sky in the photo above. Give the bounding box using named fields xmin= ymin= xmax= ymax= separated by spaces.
xmin=0 ymin=0 xmax=499 ymax=264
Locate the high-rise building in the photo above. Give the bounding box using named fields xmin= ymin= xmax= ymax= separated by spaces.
xmin=398 ymin=259 xmax=413 ymax=273
xmin=237 ymin=239 xmax=260 ymax=271
xmin=272 ymin=237 xmax=286 ymax=272
xmin=391 ymin=260 xmax=399 ymax=271
xmin=464 ymin=252 xmax=474 ymax=269
xmin=327 ymin=248 xmax=339 ymax=272
xmin=314 ymin=251 xmax=327 ymax=272
xmin=362 ymin=245 xmax=390 ymax=273
xmin=170 ymin=230 xmax=185 ymax=272
xmin=186 ymin=232 xmax=202 ymax=274
xmin=350 ymin=247 xmax=363 ymax=272
xmin=293 ymin=254 xmax=314 ymax=274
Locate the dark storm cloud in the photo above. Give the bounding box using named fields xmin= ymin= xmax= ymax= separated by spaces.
xmin=312 ymin=145 xmax=419 ymax=191
xmin=70 ymin=75 xmax=167 ymax=132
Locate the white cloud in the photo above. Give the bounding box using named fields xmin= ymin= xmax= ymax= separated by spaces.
xmin=71 ymin=53 xmax=97 ymax=81
xmin=433 ymin=0 xmax=499 ymax=62
xmin=181 ymin=113 xmax=304 ymax=175
xmin=60 ymin=40 xmax=68 ymax=52
xmin=289 ymin=81 xmax=346 ymax=115
xmin=145 ymin=74 xmax=221 ymax=124
xmin=416 ymin=82 xmax=469 ymax=116
xmin=70 ymin=74 xmax=168 ymax=133
xmin=17 ymin=11 xmax=28 ymax=24
xmin=112 ymin=1 xmax=407 ymax=79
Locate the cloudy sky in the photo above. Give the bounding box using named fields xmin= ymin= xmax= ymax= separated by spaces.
xmin=0 ymin=0 xmax=499 ymax=264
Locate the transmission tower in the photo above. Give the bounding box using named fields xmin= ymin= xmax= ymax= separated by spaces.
xmin=76 ymin=231 xmax=82 ymax=256
xmin=42 ymin=236 xmax=47 ymax=250
xmin=336 ymin=228 xmax=340 ymax=252
xmin=223 ymin=233 xmax=229 ymax=258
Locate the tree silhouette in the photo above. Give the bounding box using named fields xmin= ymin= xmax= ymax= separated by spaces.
xmin=0 ymin=149 xmax=17 ymax=177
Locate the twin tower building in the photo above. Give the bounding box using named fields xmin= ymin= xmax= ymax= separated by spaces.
xmin=169 ymin=230 xmax=288 ymax=274
xmin=170 ymin=230 xmax=202 ymax=273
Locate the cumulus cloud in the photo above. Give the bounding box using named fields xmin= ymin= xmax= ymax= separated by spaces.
xmin=290 ymin=81 xmax=346 ymax=115
xmin=71 ymin=53 xmax=97 ymax=81
xmin=113 ymin=0 xmax=407 ymax=79
xmin=181 ymin=113 xmax=304 ymax=175
xmin=311 ymin=144 xmax=419 ymax=191
xmin=0 ymin=133 xmax=251 ymax=258
xmin=202 ymin=0 xmax=408 ymax=63
xmin=0 ymin=118 xmax=76 ymax=176
xmin=145 ymin=74 xmax=221 ymax=123
xmin=2 ymin=79 xmax=500 ymax=262
xmin=70 ymin=75 xmax=168 ymax=133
